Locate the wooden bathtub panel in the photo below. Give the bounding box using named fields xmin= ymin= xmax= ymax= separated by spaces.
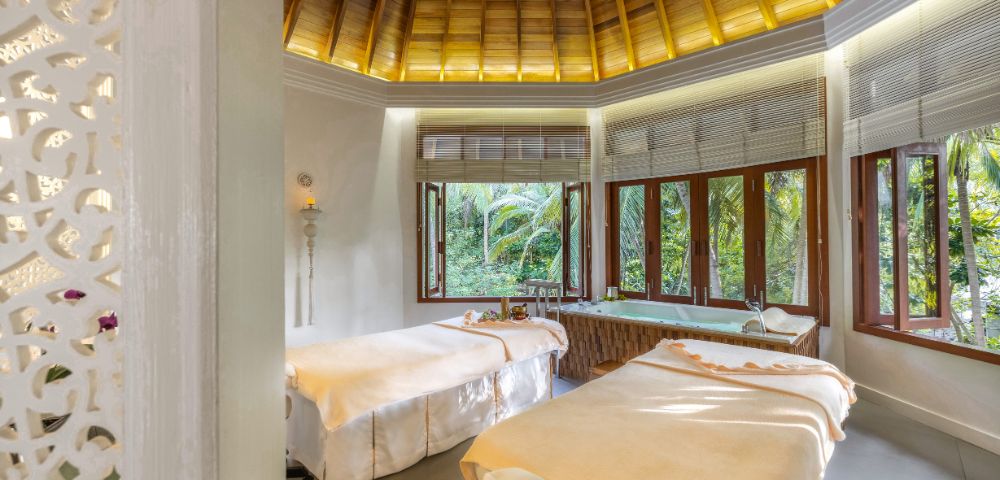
xmin=548 ymin=309 xmax=820 ymax=382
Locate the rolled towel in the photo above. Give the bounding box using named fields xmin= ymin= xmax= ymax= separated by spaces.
xmin=761 ymin=307 xmax=816 ymax=336
xmin=483 ymin=468 xmax=546 ymax=480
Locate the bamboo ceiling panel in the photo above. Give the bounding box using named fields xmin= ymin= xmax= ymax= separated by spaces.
xmin=283 ymin=0 xmax=838 ymax=82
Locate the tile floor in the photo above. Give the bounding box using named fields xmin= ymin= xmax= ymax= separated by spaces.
xmin=292 ymin=378 xmax=1000 ymax=480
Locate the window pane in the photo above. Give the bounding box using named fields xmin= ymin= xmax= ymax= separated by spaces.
xmin=618 ymin=184 xmax=646 ymax=293
xmin=660 ymin=181 xmax=691 ymax=296
xmin=708 ymin=175 xmax=745 ymax=300
xmin=426 ymin=188 xmax=439 ymax=294
xmin=464 ymin=136 xmax=504 ymax=160
xmin=506 ymin=136 xmax=544 ymax=160
xmin=444 ymin=183 xmax=563 ymax=297
xmin=764 ymin=169 xmax=808 ymax=306
xmin=568 ymin=188 xmax=582 ymax=291
xmin=876 ymin=156 xmax=895 ymax=314
xmin=905 ymin=154 xmax=940 ymax=318
xmin=422 ymin=136 xmax=461 ymax=159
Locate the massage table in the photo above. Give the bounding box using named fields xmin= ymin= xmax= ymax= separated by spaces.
xmin=461 ymin=339 xmax=856 ymax=480
xmin=285 ymin=317 xmax=568 ymax=480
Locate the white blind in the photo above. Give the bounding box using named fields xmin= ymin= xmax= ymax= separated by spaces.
xmin=415 ymin=108 xmax=590 ymax=183
xmin=601 ymin=54 xmax=826 ymax=182
xmin=844 ymin=0 xmax=1000 ymax=157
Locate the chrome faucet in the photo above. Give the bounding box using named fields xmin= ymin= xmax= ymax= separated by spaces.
xmin=742 ymin=298 xmax=767 ymax=335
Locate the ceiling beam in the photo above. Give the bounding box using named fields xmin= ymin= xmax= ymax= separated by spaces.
xmin=283 ymin=0 xmax=304 ymax=47
xmin=582 ymin=0 xmax=600 ymax=81
xmin=652 ymin=0 xmax=677 ymax=59
xmin=614 ymin=0 xmax=637 ymax=71
xmin=398 ymin=0 xmax=418 ymax=81
xmin=324 ymin=0 xmax=350 ymax=62
xmin=550 ymin=0 xmax=561 ymax=82
xmin=479 ymin=0 xmax=487 ymax=81
xmin=440 ymin=0 xmax=453 ymax=82
xmin=363 ymin=0 xmax=388 ymax=74
xmin=701 ymin=0 xmax=723 ymax=46
xmin=516 ymin=0 xmax=523 ymax=81
xmin=757 ymin=0 xmax=778 ymax=30
xmin=826 ymin=0 xmax=840 ymax=8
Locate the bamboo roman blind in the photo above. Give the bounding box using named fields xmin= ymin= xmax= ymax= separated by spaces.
xmin=601 ymin=54 xmax=827 ymax=182
xmin=844 ymin=0 xmax=1000 ymax=157
xmin=415 ymin=108 xmax=590 ymax=183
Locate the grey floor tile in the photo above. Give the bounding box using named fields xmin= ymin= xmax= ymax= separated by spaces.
xmin=958 ymin=440 xmax=1000 ymax=480
xmin=826 ymin=400 xmax=965 ymax=480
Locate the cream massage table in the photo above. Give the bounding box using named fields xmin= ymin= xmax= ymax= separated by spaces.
xmin=285 ymin=317 xmax=568 ymax=480
xmin=461 ymin=339 xmax=856 ymax=480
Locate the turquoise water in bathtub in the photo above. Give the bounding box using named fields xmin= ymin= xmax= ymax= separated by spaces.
xmin=561 ymin=300 xmax=797 ymax=344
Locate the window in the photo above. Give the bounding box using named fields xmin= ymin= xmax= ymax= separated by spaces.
xmin=853 ymin=130 xmax=1000 ymax=363
xmin=419 ymin=182 xmax=589 ymax=300
xmin=609 ymin=158 xmax=826 ymax=320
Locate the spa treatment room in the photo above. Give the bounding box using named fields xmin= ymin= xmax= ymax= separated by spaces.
xmin=2 ymin=0 xmax=1000 ymax=479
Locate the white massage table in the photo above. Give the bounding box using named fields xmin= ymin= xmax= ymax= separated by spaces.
xmin=285 ymin=317 xmax=568 ymax=480
xmin=461 ymin=340 xmax=855 ymax=480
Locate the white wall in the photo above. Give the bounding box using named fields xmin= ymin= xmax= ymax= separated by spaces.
xmin=284 ymin=89 xmax=411 ymax=346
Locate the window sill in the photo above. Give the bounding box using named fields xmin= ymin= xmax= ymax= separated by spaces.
xmin=853 ymin=323 xmax=1000 ymax=366
xmin=418 ymin=296 xmax=585 ymax=304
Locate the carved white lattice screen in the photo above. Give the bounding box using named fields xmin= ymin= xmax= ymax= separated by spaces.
xmin=0 ymin=0 xmax=122 ymax=478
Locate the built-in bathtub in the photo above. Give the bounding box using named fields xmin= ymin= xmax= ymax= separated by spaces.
xmin=549 ymin=300 xmax=819 ymax=382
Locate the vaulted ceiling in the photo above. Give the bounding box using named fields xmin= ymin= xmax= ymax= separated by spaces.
xmin=283 ymin=0 xmax=838 ymax=83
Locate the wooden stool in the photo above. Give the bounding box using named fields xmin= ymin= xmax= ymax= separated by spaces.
xmin=590 ymin=360 xmax=623 ymax=381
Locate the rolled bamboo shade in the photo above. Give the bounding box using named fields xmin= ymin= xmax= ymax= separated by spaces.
xmin=844 ymin=0 xmax=1000 ymax=157
xmin=416 ymin=108 xmax=590 ymax=183
xmin=601 ymin=54 xmax=827 ymax=182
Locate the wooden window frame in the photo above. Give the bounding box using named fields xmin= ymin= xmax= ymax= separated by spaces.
xmin=851 ymin=145 xmax=999 ymax=365
xmin=417 ymin=182 xmax=592 ymax=303
xmin=607 ymin=157 xmax=829 ymax=324
xmin=422 ymin=183 xmax=443 ymax=297
xmin=563 ymin=183 xmax=589 ymax=296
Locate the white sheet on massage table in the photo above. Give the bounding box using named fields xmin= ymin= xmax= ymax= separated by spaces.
xmin=461 ymin=349 xmax=851 ymax=480
xmin=287 ymin=353 xmax=552 ymax=480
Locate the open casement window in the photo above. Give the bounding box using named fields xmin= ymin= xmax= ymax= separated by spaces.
xmin=421 ymin=183 xmax=444 ymax=297
xmin=609 ymin=158 xmax=824 ymax=319
xmin=855 ymin=144 xmax=951 ymax=330
xmin=417 ymin=182 xmax=590 ymax=301
xmin=563 ymin=183 xmax=589 ymax=296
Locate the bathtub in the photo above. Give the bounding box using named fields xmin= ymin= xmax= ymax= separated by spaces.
xmin=551 ymin=300 xmax=820 ymax=381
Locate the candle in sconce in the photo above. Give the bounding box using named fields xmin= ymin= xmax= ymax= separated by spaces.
xmin=306 ymin=196 xmax=316 ymax=208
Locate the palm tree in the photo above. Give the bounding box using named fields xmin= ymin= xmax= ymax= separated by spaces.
xmin=618 ymin=185 xmax=646 ymax=291
xmin=488 ymin=184 xmax=564 ymax=279
xmin=946 ymin=125 xmax=1000 ymax=347
xmin=707 ymin=176 xmax=744 ymax=299
xmin=453 ymin=183 xmax=503 ymax=266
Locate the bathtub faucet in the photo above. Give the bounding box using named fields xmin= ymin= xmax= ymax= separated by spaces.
xmin=742 ymin=298 xmax=767 ymax=335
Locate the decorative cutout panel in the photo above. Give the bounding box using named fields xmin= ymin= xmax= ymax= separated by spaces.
xmin=0 ymin=0 xmax=122 ymax=478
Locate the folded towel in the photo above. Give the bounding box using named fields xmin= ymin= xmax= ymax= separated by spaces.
xmin=660 ymin=339 xmax=854 ymax=396
xmin=483 ymin=468 xmax=545 ymax=480
xmin=643 ymin=339 xmax=856 ymax=442
xmin=436 ymin=316 xmax=569 ymax=359
xmin=760 ymin=307 xmax=816 ymax=336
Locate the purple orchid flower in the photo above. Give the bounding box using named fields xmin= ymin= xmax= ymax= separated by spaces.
xmin=63 ymin=289 xmax=86 ymax=300
xmin=98 ymin=312 xmax=117 ymax=332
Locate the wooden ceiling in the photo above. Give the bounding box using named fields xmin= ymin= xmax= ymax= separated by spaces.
xmin=283 ymin=0 xmax=838 ymax=83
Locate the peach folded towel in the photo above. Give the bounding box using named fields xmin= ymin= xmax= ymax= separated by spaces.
xmin=647 ymin=339 xmax=856 ymax=441
xmin=758 ymin=307 xmax=816 ymax=336
xmin=483 ymin=468 xmax=545 ymax=480
xmin=436 ymin=315 xmax=569 ymax=360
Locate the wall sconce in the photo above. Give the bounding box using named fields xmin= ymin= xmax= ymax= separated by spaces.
xmin=298 ymin=173 xmax=320 ymax=326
